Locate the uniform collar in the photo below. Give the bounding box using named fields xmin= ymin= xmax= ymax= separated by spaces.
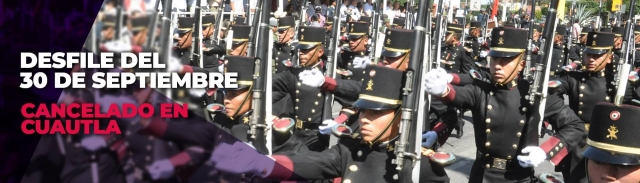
xmin=494 ymin=77 xmax=519 ymax=90
xmin=366 ymin=135 xmax=399 ymax=152
xmin=231 ymin=110 xmax=253 ymax=123
xmin=588 ymin=70 xmax=606 ymax=78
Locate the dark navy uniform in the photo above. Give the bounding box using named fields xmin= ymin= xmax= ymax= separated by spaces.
xmin=567 ymin=28 xmax=592 ymax=66
xmin=267 ymin=66 xmax=450 ymax=183
xmin=549 ymin=25 xmax=569 ymax=77
xmin=336 ymin=22 xmax=370 ymax=84
xmin=439 ymin=27 xmax=586 ymax=183
xmin=272 ymin=16 xmax=297 ymax=74
xmin=441 ymin=24 xmax=474 ymax=74
xmin=465 ymin=22 xmax=483 ymax=65
xmin=272 ymin=27 xmax=332 ymax=152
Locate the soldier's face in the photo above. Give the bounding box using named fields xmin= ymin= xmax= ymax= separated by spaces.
xmin=614 ymin=37 xmax=623 ymax=48
xmin=278 ymin=28 xmax=294 ymax=43
xmin=635 ymin=34 xmax=640 ymax=44
xmin=554 ymin=34 xmax=563 ymax=44
xmin=348 ymin=36 xmax=368 ymax=52
xmin=587 ymin=159 xmax=640 ymax=183
xmin=580 ymin=35 xmax=588 ymax=44
xmin=489 ymin=54 xmax=524 ymax=84
xmin=584 ymin=52 xmax=612 ymax=72
xmin=299 ymin=46 xmax=324 ymax=66
xmin=359 ymin=109 xmax=399 ymax=142
xmin=203 ymin=25 xmax=214 ymax=38
xmin=132 ymin=30 xmax=147 ymax=46
xmin=177 ymin=31 xmax=193 ymax=49
xmin=223 ymin=88 xmax=251 ymax=118
xmin=325 ymin=24 xmax=332 ymax=32
xmin=102 ymin=27 xmax=114 ymax=40
xmin=533 ymin=31 xmax=540 ymax=40
xmin=383 ymin=54 xmax=409 ymax=71
xmin=230 ymin=42 xmax=248 ymax=56
xmin=471 ymin=28 xmax=481 ymax=37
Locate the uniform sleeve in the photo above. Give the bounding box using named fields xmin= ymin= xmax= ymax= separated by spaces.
xmin=568 ymin=46 xmax=581 ymax=62
xmin=325 ymin=79 xmax=361 ymax=100
xmin=459 ymin=48 xmax=475 ymax=74
xmin=541 ymin=94 xmax=586 ymax=166
xmin=140 ymin=118 xmax=218 ymax=149
xmin=272 ymin=72 xmax=291 ymax=102
xmin=440 ymin=84 xmax=479 ymax=110
xmin=267 ymin=145 xmax=343 ymax=180
xmin=170 ymin=146 xmax=209 ymax=168
xmin=548 ymin=74 xmax=571 ymax=95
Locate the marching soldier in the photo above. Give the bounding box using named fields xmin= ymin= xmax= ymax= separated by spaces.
xmin=226 ymin=24 xmax=252 ymax=56
xmin=272 ymin=26 xmax=332 ymax=152
xmin=338 ymin=21 xmax=371 ymax=83
xmin=209 ymin=65 xmax=451 ymax=183
xmin=272 ymin=16 xmax=297 ymax=74
xmin=549 ymin=25 xmax=569 ymax=78
xmin=564 ymin=27 xmax=593 ymax=71
xmin=392 ymin=17 xmax=405 ymax=29
xmin=531 ymin=24 xmax=542 ymax=55
xmin=100 ymin=14 xmax=131 ymax=43
xmin=548 ymin=31 xmax=635 ymax=183
xmin=424 ymin=27 xmax=586 ymax=183
xmin=609 ymin=26 xmax=626 ymax=75
xmin=440 ymin=24 xmax=474 ymax=75
xmin=582 ymin=103 xmax=640 ymax=182
xmin=465 ymin=21 xmax=483 ymax=66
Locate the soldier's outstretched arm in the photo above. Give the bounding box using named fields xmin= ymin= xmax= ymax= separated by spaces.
xmin=272 ymin=72 xmax=292 ymax=102
xmin=541 ymin=94 xmax=586 ymax=166
xmin=547 ymin=74 xmax=572 ymax=95
xmin=264 ymin=145 xmax=344 ymax=180
xmin=319 ymin=77 xmax=361 ymax=100
xmin=438 ymin=84 xmax=481 ymax=110
xmin=459 ymin=49 xmax=475 ymax=74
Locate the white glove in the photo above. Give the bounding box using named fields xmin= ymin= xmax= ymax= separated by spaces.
xmin=298 ymin=69 xmax=325 ymax=87
xmin=517 ymin=146 xmax=547 ymax=168
xmin=80 ymin=136 xmax=107 ymax=152
xmin=147 ymin=159 xmax=175 ymax=180
xmin=188 ymin=88 xmax=206 ymax=98
xmin=436 ymin=68 xmax=454 ymax=83
xmin=168 ymin=57 xmax=184 ymax=73
xmin=319 ymin=120 xmax=338 ymax=135
xmin=104 ymin=40 xmax=132 ymax=52
xmin=423 ymin=69 xmax=449 ymax=96
xmin=218 ymin=64 xmax=224 ymax=73
xmin=421 ymin=131 xmax=438 ymax=148
xmin=352 ymin=57 xmax=372 ymax=69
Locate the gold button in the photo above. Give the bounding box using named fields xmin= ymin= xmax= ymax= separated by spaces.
xmin=393 ymin=174 xmax=398 ymax=180
xmin=128 ymin=151 xmax=133 ymax=156
xmin=317 ymin=93 xmax=322 ymax=97
xmin=555 ymin=147 xmax=559 ymax=151
xmin=295 ymin=106 xmax=299 ymax=110
xmin=559 ymin=143 xmax=563 ymax=147
xmin=296 ymin=98 xmax=300 ymax=102
xmin=485 ymin=153 xmax=490 ymax=157
xmin=512 ymin=144 xmax=517 ymax=149
xmin=485 ymin=142 xmax=490 ymax=147
xmin=297 ymin=82 xmax=301 ymax=86
xmin=146 ymin=156 xmax=151 ymax=161
xmin=517 ymin=132 xmax=522 ymax=137
xmin=315 ymin=101 xmax=319 ymax=105
xmin=579 ymin=94 xmax=583 ymax=97
xmin=606 ymin=96 xmax=610 ymax=101
xmin=296 ymin=90 xmax=300 ymax=94
xmin=344 ymin=179 xmax=351 ymax=183
xmin=486 ymin=129 xmax=491 ymax=134
xmin=579 ymin=102 xmax=583 ymax=106
xmin=582 ymin=78 xmax=586 ymax=82
xmin=308 ymin=118 xmax=311 ymax=121
xmin=487 ymin=105 xmax=493 ymax=110
xmin=311 ymin=109 xmax=315 ymax=113
xmin=550 ymin=152 xmax=554 ymax=156
xmin=519 ymin=120 xmax=525 ymax=125
xmin=485 ymin=164 xmax=490 ymax=168
xmin=147 ymin=145 xmax=152 ymax=151
xmin=485 ymin=118 xmax=491 ymax=123
xmin=506 ymin=156 xmax=512 ymax=160
xmin=578 ymin=111 xmax=582 ymax=115
xmin=349 ymin=165 xmax=358 ymax=171
xmin=126 ymin=131 xmax=131 ymax=135
xmin=490 ymin=91 xmax=494 ymax=95
xmin=521 ymin=107 xmax=527 ymax=112
xmin=580 ymin=85 xmax=585 ymax=90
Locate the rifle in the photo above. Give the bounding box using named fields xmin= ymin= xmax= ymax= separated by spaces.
xmin=212 ymin=3 xmax=225 ymax=44
xmin=368 ymin=0 xmax=381 ymax=61
xmin=246 ymin=0 xmax=263 ymax=57
xmin=525 ymin=0 xmax=560 ymax=146
xmin=145 ymin=0 xmax=162 ymax=48
xmin=613 ymin=0 xmax=636 ymax=106
xmin=114 ymin=0 xmax=124 ymax=41
xmin=567 ymin=0 xmax=576 ymax=49
xmin=432 ymin=0 xmax=446 ymax=69
xmin=158 ymin=0 xmax=174 ymax=98
xmin=523 ymin=0 xmax=537 ymax=80
xmin=396 ymin=0 xmax=430 ymax=182
xmin=190 ymin=0 xmax=204 ymax=67
xmin=322 ymin=0 xmax=342 ymax=123
xmin=249 ymin=0 xmax=272 ymax=155
xmin=373 ymin=0 xmax=385 ymax=65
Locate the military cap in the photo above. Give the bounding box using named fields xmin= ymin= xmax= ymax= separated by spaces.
xmin=277 ymin=16 xmax=296 ymax=31
xmin=202 ymin=15 xmax=216 ymax=27
xmin=229 ymin=24 xmax=251 ymax=45
xmin=504 ymin=22 xmax=516 ymax=28
xmin=488 ymin=27 xmax=528 ymax=57
xmin=297 ymin=26 xmax=325 ymax=49
xmin=447 ymin=24 xmax=464 ymax=34
xmin=234 ymin=17 xmax=246 ymax=25
xmin=584 ymin=31 xmax=614 ymax=54
xmin=352 ymin=65 xmax=405 ymax=110
xmin=130 ymin=16 xmax=150 ymax=32
xmin=532 ymin=24 xmax=542 ymax=33
xmin=393 ymin=17 xmax=406 ymax=27
xmin=103 ymin=14 xmax=128 ymax=28
xmin=326 ymin=11 xmax=334 ymax=24
xmin=347 ymin=22 xmax=370 ymax=39
xmin=580 ymin=27 xmax=593 ymax=35
xmin=469 ymin=21 xmax=482 ymax=29
xmin=555 ymin=25 xmax=566 ymax=35
xmin=360 ymin=16 xmax=372 ymax=23
xmin=582 ymin=102 xmax=640 ymax=165
xmin=599 ymin=27 xmax=612 ymax=32
xmin=222 ymin=56 xmax=256 ymax=90
xmin=381 ymin=28 xmax=415 ymax=58
xmin=177 ymin=17 xmax=194 ymax=34
xmin=612 ymin=26 xmax=625 ymax=37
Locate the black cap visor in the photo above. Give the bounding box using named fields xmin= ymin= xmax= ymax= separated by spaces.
xmin=584 ymin=47 xmax=611 ymax=54
xmin=353 ymin=98 xmax=399 ymax=110
xmin=583 ymin=146 xmax=640 ymax=165
xmin=296 ymin=42 xmax=321 ymax=50
xmin=487 ymin=48 xmax=525 ymax=58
